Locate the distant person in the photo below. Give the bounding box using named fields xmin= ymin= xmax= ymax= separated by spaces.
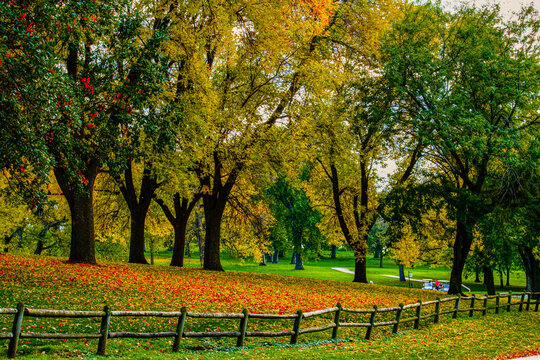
xmin=370 ymin=279 xmax=374 ymax=284
xmin=435 ymin=279 xmax=440 ymax=290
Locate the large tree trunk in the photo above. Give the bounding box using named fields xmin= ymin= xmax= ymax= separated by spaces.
xmin=198 ymin=154 xmax=240 ymax=272
xmin=329 ymin=163 xmax=371 ymax=284
xmin=353 ymin=256 xmax=367 ymax=283
xmin=203 ymin=203 xmax=225 ymax=271
xmin=117 ymin=161 xmax=161 ymax=265
xmin=171 ymin=221 xmax=188 ymax=267
xmin=129 ymin=210 xmax=148 ymax=264
xmin=54 ymin=161 xmax=99 ymax=264
xmin=331 ymin=244 xmax=337 ymax=259
xmin=294 ymin=253 xmax=304 ymax=270
xmin=483 ymin=266 xmax=495 ymax=295
xmin=449 ymin=219 xmax=474 ymax=294
xmin=68 ymin=190 xmax=96 ymax=263
xmin=519 ymin=246 xmax=540 ymax=298
xmin=155 ymin=193 xmax=200 ymax=268
xmin=290 ymin=252 xmax=297 ymax=265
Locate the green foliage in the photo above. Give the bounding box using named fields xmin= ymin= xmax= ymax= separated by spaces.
xmin=266 ymin=174 xmax=324 ymax=256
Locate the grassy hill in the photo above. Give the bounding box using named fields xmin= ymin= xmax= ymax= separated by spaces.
xmin=1 ymin=253 xmax=538 ymax=359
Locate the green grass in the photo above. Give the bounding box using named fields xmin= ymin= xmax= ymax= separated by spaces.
xmin=2 ymin=252 xmax=536 ymax=359
xmin=148 ymin=249 xmax=528 ymax=294
xmin=12 ymin=312 xmax=540 ymax=359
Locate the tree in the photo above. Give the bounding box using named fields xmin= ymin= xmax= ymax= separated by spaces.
xmin=381 ymin=3 xmax=540 ymax=293
xmin=2 ymin=1 xmax=174 ymax=263
xmin=266 ymin=174 xmax=324 ymax=270
xmin=160 ymin=0 xmax=337 ymax=271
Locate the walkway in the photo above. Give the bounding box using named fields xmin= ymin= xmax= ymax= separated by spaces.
xmin=332 ymin=268 xmax=425 ymax=282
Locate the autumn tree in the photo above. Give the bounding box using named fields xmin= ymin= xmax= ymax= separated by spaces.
xmin=157 ymin=0 xmax=337 ymax=271
xmin=381 ymin=3 xmax=540 ymax=293
xmin=1 ymin=1 xmax=177 ymax=263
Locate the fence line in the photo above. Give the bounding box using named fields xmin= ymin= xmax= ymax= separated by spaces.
xmin=1 ymin=291 xmax=538 ymax=358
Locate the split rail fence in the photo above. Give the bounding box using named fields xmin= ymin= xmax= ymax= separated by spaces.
xmin=1 ymin=291 xmax=539 ymax=358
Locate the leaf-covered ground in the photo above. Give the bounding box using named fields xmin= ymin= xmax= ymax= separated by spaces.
xmin=0 ymin=254 xmax=427 ymax=313
xmin=1 ymin=254 xmax=538 ymax=359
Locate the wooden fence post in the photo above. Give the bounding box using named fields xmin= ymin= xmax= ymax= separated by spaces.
xmin=482 ymin=295 xmax=488 ymax=316
xmin=453 ymin=295 xmax=461 ymax=319
xmin=173 ymin=307 xmax=187 ymax=352
xmin=414 ymin=301 xmax=422 ymax=330
xmin=434 ymin=298 xmax=441 ymax=324
xmin=393 ymin=303 xmax=404 ymax=334
xmin=7 ymin=302 xmax=24 ymax=359
xmin=97 ymin=306 xmax=111 ymax=356
xmin=526 ymin=293 xmax=531 ymax=311
xmin=495 ymin=294 xmax=500 ymax=314
xmin=365 ymin=305 xmax=377 ymax=340
xmin=332 ymin=303 xmax=341 ymax=339
xmin=507 ymin=292 xmax=512 ymax=312
xmin=290 ymin=310 xmax=303 ymax=344
xmin=519 ymin=293 xmax=525 ymax=312
xmin=469 ymin=295 xmax=475 ymax=317
xmin=236 ymin=309 xmax=249 ymax=347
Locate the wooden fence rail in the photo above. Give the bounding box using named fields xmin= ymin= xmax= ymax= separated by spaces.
xmin=1 ymin=292 xmax=538 ymax=358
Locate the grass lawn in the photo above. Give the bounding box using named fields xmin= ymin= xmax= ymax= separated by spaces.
xmin=1 ymin=253 xmax=537 ymax=359
xmin=148 ymin=249 xmax=528 ymax=294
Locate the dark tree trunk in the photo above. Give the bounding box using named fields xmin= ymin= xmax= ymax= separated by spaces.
xmin=399 ymin=264 xmax=405 ymax=282
xmin=129 ymin=211 xmax=148 ymax=264
xmin=353 ymin=256 xmax=367 ymax=283
xmin=291 ymin=252 xmax=297 ymax=265
xmin=519 ymin=246 xmax=540 ymax=298
xmin=331 ymin=244 xmax=337 ymax=259
xmin=294 ymin=253 xmax=304 ymax=270
xmin=54 ymin=161 xmax=99 ymax=264
xmin=67 ymin=190 xmax=96 ymax=263
xmin=449 ymin=219 xmax=474 ymax=294
xmin=498 ymin=268 xmax=504 ymax=289
xmin=475 ymin=267 xmax=481 ymax=283
xmin=506 ymin=265 xmax=511 ymax=287
xmin=197 ymin=153 xmax=240 ymax=272
xmin=273 ymin=250 xmax=279 ymax=264
xmin=329 ymin=163 xmax=370 ymax=284
xmin=259 ymin=253 xmax=266 ymax=266
xmin=170 ymin=222 xmax=188 ymax=267
xmin=203 ymin=195 xmax=226 ymax=271
xmin=116 ymin=161 xmax=161 ymax=265
xmin=155 ymin=193 xmax=201 ymax=268
xmin=379 ymin=253 xmax=383 ymax=268
xmin=483 ymin=266 xmax=495 ymax=295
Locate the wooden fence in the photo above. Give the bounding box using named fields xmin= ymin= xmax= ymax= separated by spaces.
xmin=1 ymin=291 xmax=539 ymax=358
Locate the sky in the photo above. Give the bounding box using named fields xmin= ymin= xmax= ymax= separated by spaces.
xmin=441 ymin=0 xmax=540 ymax=15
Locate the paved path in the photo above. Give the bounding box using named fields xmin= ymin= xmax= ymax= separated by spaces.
xmin=332 ymin=268 xmax=425 ymax=282
xmin=382 ymin=274 xmax=427 ymax=282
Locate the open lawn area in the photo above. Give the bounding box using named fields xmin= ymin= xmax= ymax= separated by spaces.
xmin=148 ymin=249 xmax=528 ymax=294
xmin=1 ymin=253 xmax=539 ymax=359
